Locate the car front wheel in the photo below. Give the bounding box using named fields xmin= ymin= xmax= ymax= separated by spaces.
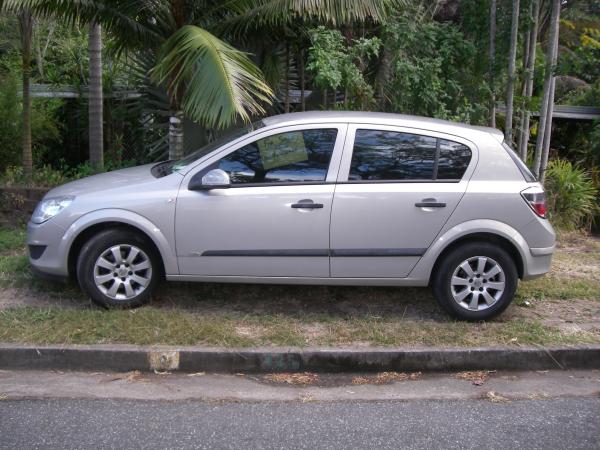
xmin=432 ymin=242 xmax=518 ymax=321
xmin=77 ymin=228 xmax=161 ymax=308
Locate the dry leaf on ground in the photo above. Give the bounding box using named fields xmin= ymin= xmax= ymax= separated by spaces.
xmin=186 ymin=372 xmax=206 ymax=377
xmin=263 ymin=372 xmax=319 ymax=385
xmin=455 ymin=370 xmax=495 ymax=386
xmin=486 ymin=391 xmax=511 ymax=403
xmin=352 ymin=371 xmax=422 ymax=385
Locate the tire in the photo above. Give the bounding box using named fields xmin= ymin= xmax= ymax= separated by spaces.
xmin=432 ymin=242 xmax=518 ymax=321
xmin=76 ymin=228 xmax=161 ymax=309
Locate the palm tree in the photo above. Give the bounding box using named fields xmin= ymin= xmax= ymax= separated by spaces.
xmin=13 ymin=0 xmax=400 ymax=159
xmin=88 ymin=21 xmax=103 ymax=171
xmin=504 ymin=0 xmax=520 ymax=144
xmin=533 ymin=0 xmax=561 ymax=181
xmin=517 ymin=0 xmax=540 ymax=161
xmin=488 ymin=0 xmax=497 ymax=128
xmin=19 ymin=9 xmax=34 ymax=180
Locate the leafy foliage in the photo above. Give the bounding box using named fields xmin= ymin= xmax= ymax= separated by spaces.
xmin=545 ymin=159 xmax=598 ymax=230
xmin=381 ymin=9 xmax=489 ymax=124
xmin=307 ymin=26 xmax=380 ymax=109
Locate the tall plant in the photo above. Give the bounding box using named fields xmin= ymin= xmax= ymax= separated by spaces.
xmin=12 ymin=0 xmax=400 ymax=160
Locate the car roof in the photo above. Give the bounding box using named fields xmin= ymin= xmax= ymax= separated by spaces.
xmin=261 ymin=111 xmax=503 ymax=141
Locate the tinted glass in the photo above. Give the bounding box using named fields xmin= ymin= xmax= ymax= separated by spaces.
xmin=436 ymin=139 xmax=472 ymax=179
xmin=218 ymin=129 xmax=337 ymax=184
xmin=349 ymin=130 xmax=437 ymax=181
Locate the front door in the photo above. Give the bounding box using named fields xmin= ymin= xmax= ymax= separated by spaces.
xmin=176 ymin=124 xmax=347 ymax=277
xmin=330 ymin=125 xmax=476 ymax=278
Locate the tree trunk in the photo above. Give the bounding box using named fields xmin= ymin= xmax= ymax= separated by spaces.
xmin=539 ymin=20 xmax=560 ymax=183
xmin=299 ymin=48 xmax=305 ymax=112
xmin=518 ymin=0 xmax=540 ymax=161
xmin=488 ymin=0 xmax=497 ymax=127
xmin=533 ymin=0 xmax=560 ymax=178
xmin=505 ymin=0 xmax=520 ymax=144
xmin=284 ymin=43 xmax=290 ymax=113
xmin=19 ymin=10 xmax=33 ymax=180
xmin=88 ymin=22 xmax=104 ymax=172
xmin=376 ymin=39 xmax=392 ymax=110
xmin=169 ymin=112 xmax=184 ymax=160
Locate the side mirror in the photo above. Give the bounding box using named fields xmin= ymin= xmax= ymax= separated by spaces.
xmin=189 ymin=168 xmax=231 ymax=191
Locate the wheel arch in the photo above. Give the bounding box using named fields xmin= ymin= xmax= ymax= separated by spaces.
xmin=410 ymin=220 xmax=529 ymax=284
xmin=429 ymin=232 xmax=524 ymax=285
xmin=61 ymin=209 xmax=178 ymax=280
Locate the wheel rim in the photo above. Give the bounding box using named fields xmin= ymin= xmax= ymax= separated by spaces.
xmin=450 ymin=256 xmax=505 ymax=312
xmin=93 ymin=244 xmax=152 ymax=301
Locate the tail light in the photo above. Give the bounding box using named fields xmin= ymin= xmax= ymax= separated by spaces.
xmin=521 ymin=187 xmax=547 ymax=218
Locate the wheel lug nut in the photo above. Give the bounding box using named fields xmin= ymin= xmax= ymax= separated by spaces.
xmin=469 ymin=279 xmax=473 ymax=283
xmin=471 ymin=287 xmax=474 ymax=291
xmin=479 ymin=287 xmax=483 ymax=291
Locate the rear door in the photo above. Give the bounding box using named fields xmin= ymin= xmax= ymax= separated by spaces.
xmin=329 ymin=124 xmax=476 ymax=278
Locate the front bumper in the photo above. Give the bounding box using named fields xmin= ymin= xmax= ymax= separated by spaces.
xmin=27 ymin=220 xmax=70 ymax=279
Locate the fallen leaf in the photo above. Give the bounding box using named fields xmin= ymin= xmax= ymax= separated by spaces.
xmin=153 ymin=369 xmax=171 ymax=376
xmin=351 ymin=372 xmax=422 ymax=385
xmin=486 ymin=391 xmax=510 ymax=403
xmin=264 ymin=372 xmax=319 ymax=385
xmin=187 ymin=372 xmax=206 ymax=377
xmin=455 ymin=370 xmax=495 ymax=386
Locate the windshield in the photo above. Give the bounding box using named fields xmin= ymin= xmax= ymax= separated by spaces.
xmin=170 ymin=120 xmax=264 ymax=173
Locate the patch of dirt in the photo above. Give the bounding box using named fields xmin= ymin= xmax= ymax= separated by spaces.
xmin=517 ymin=298 xmax=600 ymax=333
xmin=0 ymin=286 xmax=86 ymax=310
xmin=556 ymin=231 xmax=600 ymax=253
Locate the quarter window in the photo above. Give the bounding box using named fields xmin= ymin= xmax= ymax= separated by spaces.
xmin=218 ymin=129 xmax=338 ymax=184
xmin=349 ymin=129 xmax=471 ymax=181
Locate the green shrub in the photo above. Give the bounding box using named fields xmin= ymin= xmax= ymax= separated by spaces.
xmin=545 ymin=159 xmax=598 ymax=230
xmin=1 ymin=165 xmax=67 ymax=188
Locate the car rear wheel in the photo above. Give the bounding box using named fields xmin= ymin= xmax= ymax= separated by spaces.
xmin=432 ymin=242 xmax=518 ymax=321
xmin=77 ymin=228 xmax=161 ymax=308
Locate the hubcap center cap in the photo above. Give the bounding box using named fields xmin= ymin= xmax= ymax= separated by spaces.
xmin=473 ymin=278 xmax=483 ymax=288
xmin=117 ymin=267 xmax=128 ymax=277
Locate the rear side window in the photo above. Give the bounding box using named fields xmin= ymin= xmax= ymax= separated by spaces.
xmin=218 ymin=129 xmax=338 ymax=184
xmin=437 ymin=139 xmax=472 ymax=180
xmin=502 ymin=142 xmax=537 ymax=182
xmin=349 ymin=129 xmax=472 ymax=181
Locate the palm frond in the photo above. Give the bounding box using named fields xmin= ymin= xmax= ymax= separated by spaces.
xmin=215 ymin=0 xmax=408 ymax=37
xmin=151 ymin=25 xmax=273 ymax=128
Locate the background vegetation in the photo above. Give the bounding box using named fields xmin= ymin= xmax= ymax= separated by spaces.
xmin=0 ymin=0 xmax=598 ymax=230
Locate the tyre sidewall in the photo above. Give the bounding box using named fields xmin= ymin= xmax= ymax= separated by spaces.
xmin=77 ymin=229 xmax=161 ymax=309
xmin=433 ymin=242 xmax=518 ymax=321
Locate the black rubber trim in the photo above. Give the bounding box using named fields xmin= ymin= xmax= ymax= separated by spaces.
xmin=201 ymin=248 xmax=427 ymax=257
xmin=330 ymin=248 xmax=427 ymax=257
xmin=28 ymin=245 xmax=47 ymax=260
xmin=202 ymin=249 xmax=329 ymax=257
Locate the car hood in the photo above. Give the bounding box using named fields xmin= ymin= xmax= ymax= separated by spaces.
xmin=45 ymin=163 xmax=160 ymax=197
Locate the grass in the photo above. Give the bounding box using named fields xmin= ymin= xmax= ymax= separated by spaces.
xmin=0 ymin=224 xmax=598 ymax=348
xmin=0 ymin=307 xmax=596 ymax=347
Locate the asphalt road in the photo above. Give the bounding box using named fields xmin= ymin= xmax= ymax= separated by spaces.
xmin=1 ymin=397 xmax=599 ymax=449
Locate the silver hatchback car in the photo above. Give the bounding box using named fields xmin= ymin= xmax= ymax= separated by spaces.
xmin=27 ymin=111 xmax=555 ymax=320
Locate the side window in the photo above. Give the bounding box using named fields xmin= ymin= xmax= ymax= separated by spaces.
xmin=218 ymin=129 xmax=338 ymax=184
xmin=349 ymin=130 xmax=436 ymax=181
xmin=436 ymin=139 xmax=472 ymax=180
xmin=349 ymin=129 xmax=472 ymax=182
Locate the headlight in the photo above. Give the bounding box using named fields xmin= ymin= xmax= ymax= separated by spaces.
xmin=31 ymin=196 xmax=75 ymax=224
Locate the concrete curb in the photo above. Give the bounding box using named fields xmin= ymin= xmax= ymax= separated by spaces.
xmin=1 ymin=344 xmax=600 ymax=373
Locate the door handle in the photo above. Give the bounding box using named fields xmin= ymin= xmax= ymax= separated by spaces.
xmin=415 ymin=201 xmax=446 ymax=208
xmin=291 ymin=200 xmax=324 ymax=209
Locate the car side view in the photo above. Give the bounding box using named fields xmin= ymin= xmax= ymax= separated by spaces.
xmin=27 ymin=111 xmax=555 ymax=320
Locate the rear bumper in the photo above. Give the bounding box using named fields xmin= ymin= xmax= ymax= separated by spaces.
xmin=522 ymin=246 xmax=555 ymax=280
